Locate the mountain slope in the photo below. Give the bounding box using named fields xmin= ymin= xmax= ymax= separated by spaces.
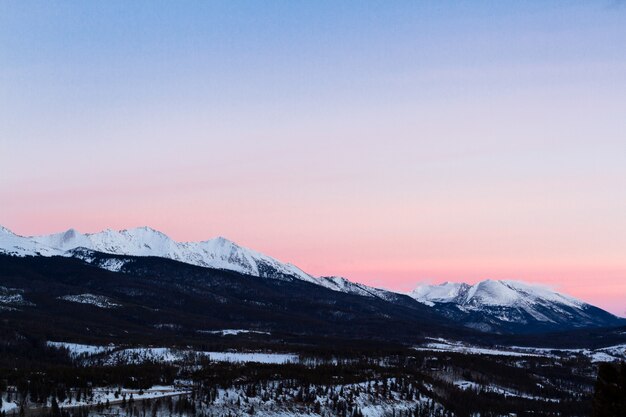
xmin=29 ymin=226 xmax=318 ymax=283
xmin=410 ymin=280 xmax=623 ymax=333
xmin=0 ymin=226 xmax=405 ymax=301
xmin=0 ymin=253 xmax=463 ymax=346
xmin=1 ymin=225 xmax=623 ymax=334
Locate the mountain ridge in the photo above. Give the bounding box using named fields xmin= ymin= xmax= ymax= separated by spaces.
xmin=410 ymin=280 xmax=621 ymax=332
xmin=0 ymin=225 xmax=405 ymax=302
xmin=1 ymin=225 xmax=623 ymax=333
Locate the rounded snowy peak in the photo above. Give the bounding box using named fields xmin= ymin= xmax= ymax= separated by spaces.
xmin=410 ymin=279 xmax=585 ymax=310
xmin=463 ymin=280 xmax=522 ymax=307
xmin=85 ymin=226 xmax=180 ymax=258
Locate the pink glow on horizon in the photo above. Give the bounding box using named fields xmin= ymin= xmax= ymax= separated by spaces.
xmin=3 ymin=216 xmax=625 ymax=317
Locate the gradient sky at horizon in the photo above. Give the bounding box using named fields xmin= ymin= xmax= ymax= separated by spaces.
xmin=2 ymin=1 xmax=626 ymax=315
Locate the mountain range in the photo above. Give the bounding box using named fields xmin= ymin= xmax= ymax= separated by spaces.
xmin=410 ymin=280 xmax=621 ymax=333
xmin=1 ymin=225 xmax=623 ymax=336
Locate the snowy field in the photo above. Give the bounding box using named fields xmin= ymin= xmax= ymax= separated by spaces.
xmin=48 ymin=341 xmax=116 ymax=358
xmin=0 ymin=385 xmax=191 ymax=414
xmin=196 ymin=329 xmax=271 ymax=336
xmin=48 ymin=342 xmax=298 ymax=365
xmin=57 ymin=293 xmax=120 ymax=308
xmin=453 ymin=380 xmax=559 ymax=402
xmin=1 ymin=401 xmax=18 ymax=413
xmin=48 ymin=338 xmax=626 ymax=367
xmin=414 ymin=338 xmax=626 ymax=362
xmin=414 ymin=339 xmax=540 ymax=357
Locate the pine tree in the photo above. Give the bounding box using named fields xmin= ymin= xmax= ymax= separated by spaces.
xmin=592 ymin=362 xmax=626 ymax=417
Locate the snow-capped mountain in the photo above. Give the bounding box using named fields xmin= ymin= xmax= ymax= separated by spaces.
xmin=410 ymin=280 xmax=622 ymax=333
xmin=0 ymin=225 xmax=60 ymax=257
xmin=1 ymin=226 xmax=318 ymax=283
xmin=1 ymin=226 xmax=398 ymax=299
xmin=411 ymin=280 xmax=584 ymax=312
xmin=2 ymin=225 xmax=623 ymax=333
xmin=317 ymin=276 xmax=406 ymax=303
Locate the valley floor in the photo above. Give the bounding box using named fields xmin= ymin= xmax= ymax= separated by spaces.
xmin=3 ymin=337 xmax=622 ymax=417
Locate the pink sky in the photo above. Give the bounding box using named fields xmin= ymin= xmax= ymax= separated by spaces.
xmin=2 ymin=97 xmax=625 ymax=315
xmin=2 ymin=2 xmax=625 ymax=316
xmin=3 ymin=159 xmax=625 ymax=317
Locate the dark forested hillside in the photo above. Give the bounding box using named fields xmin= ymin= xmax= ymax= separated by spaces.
xmin=0 ymin=253 xmax=468 ymax=348
xmin=2 ymin=253 xmax=625 ymax=417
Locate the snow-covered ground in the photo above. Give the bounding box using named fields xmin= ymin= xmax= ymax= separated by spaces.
xmin=5 ymin=385 xmax=192 ymax=411
xmin=453 ymin=379 xmax=559 ymax=402
xmin=205 ymin=352 xmax=297 ymax=364
xmin=0 ymin=286 xmax=34 ymax=309
xmin=5 ymin=377 xmax=445 ymax=417
xmin=414 ymin=339 xmax=540 ymax=357
xmin=197 ymin=329 xmax=271 ymax=336
xmin=47 ymin=341 xmax=116 ymax=358
xmin=57 ymin=293 xmax=120 ymax=308
xmin=415 ymin=338 xmax=626 ymax=362
xmin=59 ymin=385 xmax=191 ymax=409
xmin=99 ymin=348 xmax=298 ymax=365
xmin=49 ymin=337 xmax=625 ymax=367
xmin=205 ymin=379 xmax=440 ymax=417
xmin=510 ymin=343 xmax=626 ymax=363
xmin=1 ymin=401 xmax=18 ymax=413
xmin=48 ymin=342 xmax=299 ymax=365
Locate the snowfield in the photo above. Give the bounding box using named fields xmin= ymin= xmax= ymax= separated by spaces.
xmin=510 ymin=343 xmax=626 ymax=363
xmin=205 ymin=352 xmax=298 ymax=364
xmin=0 ymin=286 xmax=34 ymax=309
xmin=1 ymin=401 xmax=18 ymax=413
xmin=197 ymin=329 xmax=271 ymax=336
xmin=57 ymin=293 xmax=120 ymax=308
xmin=415 ymin=338 xmax=626 ymax=362
xmin=48 ymin=342 xmax=299 ymax=365
xmin=414 ymin=339 xmax=540 ymax=357
xmin=43 ymin=385 xmax=190 ymax=410
xmin=48 ymin=338 xmax=626 ymax=367
xmin=47 ymin=341 xmax=116 ymax=358
xmin=453 ymin=380 xmax=559 ymax=402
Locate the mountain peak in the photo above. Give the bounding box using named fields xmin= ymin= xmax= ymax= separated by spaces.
xmin=210 ymin=236 xmax=237 ymax=246
xmin=407 ymin=279 xmax=615 ymax=332
xmin=0 ymin=225 xmax=15 ymax=235
xmin=131 ymin=225 xmax=160 ymax=232
xmin=120 ymin=226 xmax=169 ymax=237
xmin=410 ymin=279 xmax=580 ymax=309
xmin=62 ymin=228 xmax=80 ymax=239
xmin=0 ymin=225 xmax=316 ymax=283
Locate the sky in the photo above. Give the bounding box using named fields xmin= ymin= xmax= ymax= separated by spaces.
xmin=1 ymin=1 xmax=625 ymax=315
